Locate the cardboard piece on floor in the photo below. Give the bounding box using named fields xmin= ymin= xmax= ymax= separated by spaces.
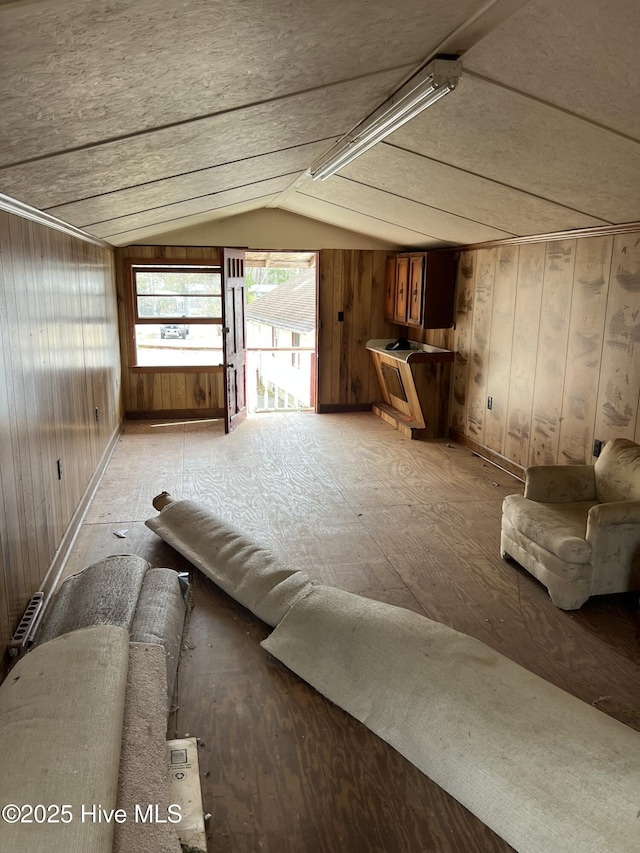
xmin=167 ymin=737 xmax=207 ymax=852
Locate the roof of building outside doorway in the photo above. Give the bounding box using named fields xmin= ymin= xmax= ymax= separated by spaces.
xmin=245 ymin=268 xmax=316 ymax=334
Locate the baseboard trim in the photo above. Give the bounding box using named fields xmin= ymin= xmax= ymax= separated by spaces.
xmin=126 ymin=408 xmax=225 ymax=420
xmin=449 ymin=430 xmax=524 ymax=481
xmin=317 ymin=403 xmax=373 ymax=414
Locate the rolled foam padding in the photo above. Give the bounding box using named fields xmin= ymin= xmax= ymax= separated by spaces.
xmin=146 ymin=499 xmax=317 ymax=626
xmin=37 ymin=554 xmax=150 ymax=643
xmin=113 ymin=642 xmax=182 ymax=853
xmin=262 ymin=585 xmax=640 ymax=853
xmin=130 ymin=568 xmax=187 ymax=707
xmin=0 ymin=625 xmax=129 ymax=853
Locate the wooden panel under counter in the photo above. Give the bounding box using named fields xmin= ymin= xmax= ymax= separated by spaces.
xmin=366 ymin=339 xmax=454 ymax=440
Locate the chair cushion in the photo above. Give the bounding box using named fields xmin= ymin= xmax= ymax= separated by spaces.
xmin=595 ymin=438 xmax=640 ymax=504
xmin=502 ymin=495 xmax=596 ymax=564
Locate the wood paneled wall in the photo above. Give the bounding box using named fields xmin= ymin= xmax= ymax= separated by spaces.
xmin=450 ymin=230 xmax=640 ymax=470
xmin=116 ymin=246 xmax=225 ymax=417
xmin=317 ymin=249 xmax=456 ymax=410
xmin=318 ymin=249 xmax=390 ymax=409
xmin=0 ymin=211 xmax=121 ymax=667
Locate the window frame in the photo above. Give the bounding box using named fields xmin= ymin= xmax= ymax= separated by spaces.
xmin=125 ymin=258 xmax=224 ymax=372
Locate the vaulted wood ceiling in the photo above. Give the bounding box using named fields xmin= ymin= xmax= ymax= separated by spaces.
xmin=1 ymin=0 xmax=638 ymax=248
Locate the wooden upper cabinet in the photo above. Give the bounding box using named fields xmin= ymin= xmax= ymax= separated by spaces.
xmin=393 ymin=255 xmax=409 ymax=323
xmin=384 ymin=257 xmax=397 ymax=321
xmin=384 ymin=250 xmax=456 ymax=329
xmin=407 ymin=254 xmax=424 ymax=326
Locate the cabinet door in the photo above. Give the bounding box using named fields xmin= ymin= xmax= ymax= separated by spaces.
xmin=384 ymin=257 xmax=396 ymax=320
xmin=423 ymin=251 xmax=455 ymax=328
xmin=407 ymin=254 xmax=424 ymax=326
xmin=394 ymin=256 xmax=409 ymax=323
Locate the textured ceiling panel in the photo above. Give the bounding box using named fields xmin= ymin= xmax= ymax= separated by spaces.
xmin=341 ymin=144 xmax=608 ymax=235
xmin=46 ymin=140 xmax=334 ymax=226
xmin=301 ymin=178 xmax=512 ymax=244
xmin=0 ymin=68 xmax=406 ymax=210
xmin=463 ymin=0 xmax=640 ymax=139
xmin=1 ymin=0 xmax=638 ymax=248
xmin=87 ymin=176 xmax=293 ymax=239
xmin=388 ymin=75 xmax=640 ymax=224
xmin=281 ymin=193 xmax=440 ymax=248
xmin=0 ymin=0 xmax=482 ymax=163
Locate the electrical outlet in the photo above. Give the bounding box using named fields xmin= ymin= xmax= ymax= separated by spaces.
xmin=95 ymin=406 xmax=99 ymax=423
xmin=487 ymin=396 xmax=493 ymax=410
xmin=337 ymin=311 xmax=344 ymax=322
xmin=593 ymin=438 xmax=603 ymax=457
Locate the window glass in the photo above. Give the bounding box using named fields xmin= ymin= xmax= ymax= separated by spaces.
xmin=131 ymin=265 xmax=223 ymax=367
xmin=134 ymin=323 xmax=224 ymax=367
xmin=137 ymin=294 xmax=222 ymax=319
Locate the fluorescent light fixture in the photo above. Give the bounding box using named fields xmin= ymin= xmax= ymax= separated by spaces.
xmin=310 ymin=57 xmax=462 ymax=181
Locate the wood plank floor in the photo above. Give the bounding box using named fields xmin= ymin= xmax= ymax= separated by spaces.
xmin=65 ymin=412 xmax=640 ymax=853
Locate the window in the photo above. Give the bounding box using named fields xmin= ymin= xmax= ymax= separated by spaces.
xmin=292 ymin=332 xmax=301 ymax=368
xmin=129 ymin=263 xmax=223 ymax=367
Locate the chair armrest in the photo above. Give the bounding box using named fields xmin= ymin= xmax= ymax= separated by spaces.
xmin=587 ymin=500 xmax=640 ymax=528
xmin=524 ymin=465 xmax=596 ymax=503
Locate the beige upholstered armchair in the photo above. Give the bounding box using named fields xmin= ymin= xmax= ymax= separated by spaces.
xmin=500 ymin=438 xmax=640 ymax=609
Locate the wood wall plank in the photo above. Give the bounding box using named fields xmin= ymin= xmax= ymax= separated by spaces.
xmin=350 ymin=251 xmax=372 ymax=404
xmin=367 ymin=253 xmax=388 ymax=402
xmin=558 ymin=236 xmax=612 ymax=463
xmin=449 ymin=250 xmax=475 ymax=434
xmin=503 ymin=243 xmax=545 ymax=465
xmin=594 ymin=233 xmax=640 ymax=442
xmin=0 ymin=211 xmax=120 ymax=669
xmin=339 ymin=251 xmax=355 ymax=404
xmin=484 ymin=246 xmax=518 ymax=454
xmin=317 ymin=250 xmax=335 ymax=407
xmin=466 ymin=248 xmax=496 ymax=443
xmin=529 ymin=240 xmax=576 ymax=465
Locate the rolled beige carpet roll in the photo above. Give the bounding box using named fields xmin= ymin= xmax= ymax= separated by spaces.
xmin=113 ymin=642 xmax=182 ymax=853
xmin=262 ymin=585 xmax=640 ymax=853
xmin=0 ymin=625 xmax=129 ymax=853
xmin=146 ymin=497 xmax=317 ymax=626
xmin=147 ymin=498 xmax=640 ymax=852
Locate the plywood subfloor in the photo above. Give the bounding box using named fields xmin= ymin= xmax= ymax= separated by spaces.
xmin=65 ymin=413 xmax=640 ymax=853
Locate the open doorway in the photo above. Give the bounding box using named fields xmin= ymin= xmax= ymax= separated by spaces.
xmin=244 ymin=251 xmax=317 ymax=414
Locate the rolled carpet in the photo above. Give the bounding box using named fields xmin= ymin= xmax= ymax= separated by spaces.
xmin=0 ymin=625 xmax=129 ymax=853
xmin=37 ymin=554 xmax=149 ymax=643
xmin=113 ymin=642 xmax=182 ymax=853
xmin=262 ymin=585 xmax=640 ymax=853
xmin=146 ymin=498 xmax=317 ymax=627
xmin=131 ymin=568 xmax=187 ymax=708
xmin=147 ymin=498 xmax=640 ymax=853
